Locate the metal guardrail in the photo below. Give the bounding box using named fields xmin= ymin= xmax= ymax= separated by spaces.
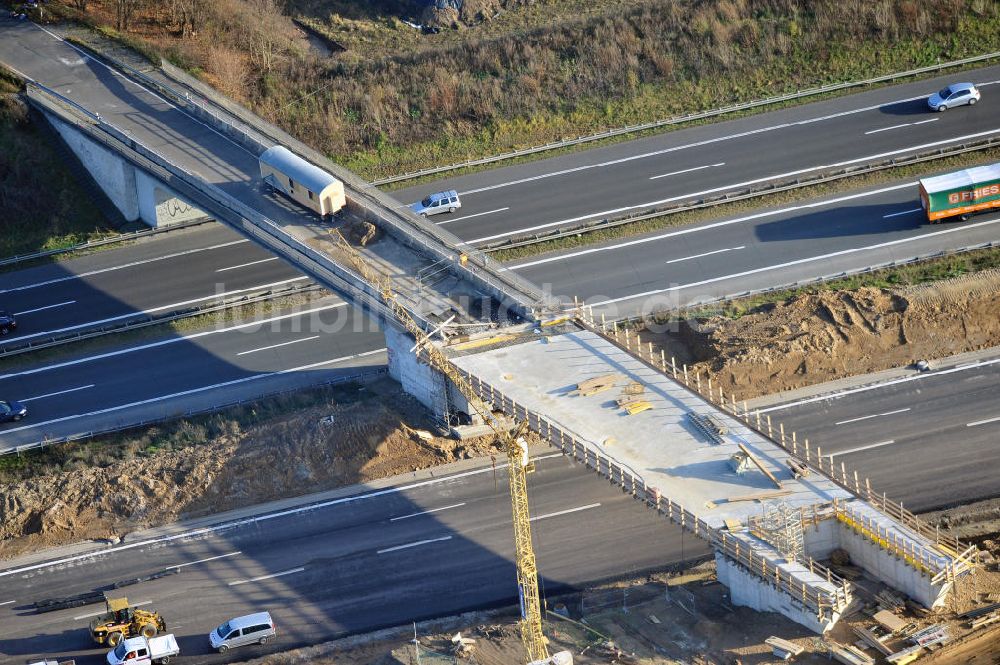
xmin=146 ymin=60 xmax=549 ymax=315
xmin=455 ymin=366 xmax=852 ymax=619
xmin=4 ymin=366 xmax=388 ymax=457
xmin=481 ymin=136 xmax=1000 ymax=252
xmin=0 ymin=283 xmax=320 ymax=358
xmin=670 ymin=239 xmax=1000 ymax=315
xmin=67 ymin=39 xmax=547 ymax=317
xmin=25 ymin=82 xmax=422 ymax=337
xmin=0 ymin=217 xmax=212 ymax=269
xmin=373 ymin=50 xmax=1000 ymax=186
xmin=574 ymin=311 xmax=975 ymax=585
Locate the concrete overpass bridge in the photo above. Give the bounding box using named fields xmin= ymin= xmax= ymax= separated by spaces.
xmin=0 ymin=18 xmax=978 ymax=636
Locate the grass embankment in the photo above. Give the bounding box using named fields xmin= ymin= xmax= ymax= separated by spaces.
xmin=0 ymin=68 xmax=112 ymax=259
xmin=489 ymin=146 xmax=1000 ymax=263
xmin=0 ymin=381 xmax=367 ymax=483
xmin=44 ymin=0 xmax=1000 ymax=180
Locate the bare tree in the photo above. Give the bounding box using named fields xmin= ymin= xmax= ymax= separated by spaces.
xmin=70 ymin=0 xmax=89 ymax=11
xmin=114 ymin=0 xmax=145 ymax=32
xmin=169 ymin=0 xmax=207 ymax=38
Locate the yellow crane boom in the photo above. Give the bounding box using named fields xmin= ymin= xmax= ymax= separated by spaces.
xmin=328 ymin=231 xmax=549 ymax=662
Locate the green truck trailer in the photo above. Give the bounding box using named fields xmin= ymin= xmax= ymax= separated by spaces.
xmin=919 ymin=163 xmax=1000 ymax=222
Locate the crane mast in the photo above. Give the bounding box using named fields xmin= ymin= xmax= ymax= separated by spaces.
xmin=328 ymin=231 xmax=549 ymax=662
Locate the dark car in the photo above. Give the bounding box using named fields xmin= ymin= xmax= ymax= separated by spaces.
xmin=0 ymin=310 xmax=15 ymax=335
xmin=0 ymin=399 xmax=27 ymax=423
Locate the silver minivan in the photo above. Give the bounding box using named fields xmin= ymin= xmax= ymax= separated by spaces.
xmin=209 ymin=611 xmax=275 ymax=653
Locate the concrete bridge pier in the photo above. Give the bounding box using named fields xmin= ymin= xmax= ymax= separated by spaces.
xmin=44 ymin=110 xmax=206 ymax=227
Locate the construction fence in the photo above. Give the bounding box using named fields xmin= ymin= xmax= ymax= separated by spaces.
xmin=568 ymin=307 xmax=978 ymax=584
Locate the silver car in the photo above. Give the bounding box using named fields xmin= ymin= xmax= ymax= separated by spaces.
xmin=410 ymin=189 xmax=461 ymax=217
xmin=209 ymin=611 xmax=275 ymax=653
xmin=927 ymin=82 xmax=980 ymax=112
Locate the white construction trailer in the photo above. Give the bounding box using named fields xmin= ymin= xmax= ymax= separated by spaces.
xmin=259 ymin=145 xmax=346 ymax=218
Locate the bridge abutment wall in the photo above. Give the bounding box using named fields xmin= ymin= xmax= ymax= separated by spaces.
xmin=44 ymin=111 xmax=205 ymax=227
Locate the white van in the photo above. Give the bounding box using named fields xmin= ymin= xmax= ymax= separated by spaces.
xmin=208 ymin=611 xmax=276 ymax=653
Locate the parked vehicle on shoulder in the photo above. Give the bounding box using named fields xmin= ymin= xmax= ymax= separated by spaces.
xmin=927 ymin=82 xmax=980 ymax=111
xmin=0 ymin=309 xmax=17 ymax=335
xmin=105 ymin=634 xmax=179 ymax=665
xmin=0 ymin=399 xmax=27 ymax=423
xmin=410 ymin=190 xmax=461 ymax=217
xmin=209 ymin=611 xmax=276 ymax=653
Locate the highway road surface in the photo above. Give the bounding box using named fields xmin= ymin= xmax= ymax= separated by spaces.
xmin=755 ymin=355 xmax=1000 ymax=513
xmin=0 ymin=454 xmax=708 ymax=664
xmin=1 ymin=18 xmax=1000 ymax=321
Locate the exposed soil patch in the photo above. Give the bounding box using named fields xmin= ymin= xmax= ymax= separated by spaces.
xmin=645 ymin=269 xmax=1000 ymax=402
xmin=0 ymin=379 xmax=505 ymax=560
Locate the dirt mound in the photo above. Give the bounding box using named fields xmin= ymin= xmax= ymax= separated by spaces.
xmin=656 ymin=269 xmax=1000 ymax=401
xmin=0 ymin=382 xmax=503 ymax=561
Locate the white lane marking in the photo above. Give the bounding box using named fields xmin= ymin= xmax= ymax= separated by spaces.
xmin=0 ymin=239 xmax=251 ymax=295
xmin=471 ymin=127 xmax=1000 ymax=245
xmin=33 ymin=23 xmax=259 ymax=160
xmin=650 ymin=163 xmax=725 ymax=180
xmin=390 ymin=503 xmax=466 ymax=522
xmin=835 ymin=408 xmax=911 ymax=425
xmin=13 ymin=301 xmax=76 ymax=316
xmin=0 ymin=600 xmax=14 ymax=606
xmin=758 ymin=356 xmax=1000 ymax=413
xmin=236 ymin=336 xmax=321 ymax=356
xmin=967 ymin=415 xmax=1000 ymax=428
xmin=507 ymin=182 xmax=911 ymax=270
xmin=589 ymin=215 xmax=1000 ymax=307
xmin=666 ymin=246 xmax=744 ymax=264
xmin=20 ymin=385 xmax=95 ymax=403
xmin=828 ymin=440 xmax=895 ymax=458
xmin=216 ymin=257 xmax=280 ymax=272
xmin=458 ymin=91 xmax=945 ymax=197
xmin=166 ymin=551 xmax=241 ymax=570
xmin=0 ymin=349 xmax=386 ymax=435
xmin=75 ymin=600 xmax=151 ymax=620
xmin=883 ymin=207 xmax=923 ymax=218
xmin=377 ymin=536 xmax=453 ymax=554
xmin=228 ymin=567 xmax=305 ymax=586
xmin=10 ymin=276 xmax=310 ymax=344
xmin=0 ymin=452 xmax=563 ymax=578
xmin=865 ymin=118 xmax=939 ymax=134
xmin=0 ymin=301 xmax=344 ymax=381
xmin=437 ymin=208 xmax=510 ymax=225
xmin=865 ymin=123 xmax=912 ymax=135
xmin=530 ymin=503 xmax=602 ymax=522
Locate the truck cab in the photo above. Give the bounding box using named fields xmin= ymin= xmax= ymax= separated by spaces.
xmin=106 ymin=635 xmax=179 ymax=665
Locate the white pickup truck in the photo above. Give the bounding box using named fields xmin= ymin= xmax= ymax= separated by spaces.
xmin=106 ymin=634 xmax=180 ymax=665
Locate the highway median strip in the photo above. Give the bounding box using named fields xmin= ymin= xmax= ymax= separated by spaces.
xmin=488 ymin=141 xmax=1000 ymax=263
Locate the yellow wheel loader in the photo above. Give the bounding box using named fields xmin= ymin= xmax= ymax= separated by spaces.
xmin=89 ymin=595 xmax=167 ymax=646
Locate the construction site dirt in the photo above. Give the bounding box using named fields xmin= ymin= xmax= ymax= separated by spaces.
xmin=643 ymin=268 xmax=1000 ymax=403
xmin=6 ymin=269 xmax=1000 ymax=661
xmin=219 ymin=560 xmax=1000 ymax=665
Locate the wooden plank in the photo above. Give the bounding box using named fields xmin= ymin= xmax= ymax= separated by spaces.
xmin=571 ymin=373 xmax=624 ymax=396
xmin=623 ymin=400 xmax=653 ymax=415
xmin=724 ymin=489 xmax=792 ymax=503
xmin=737 ymin=442 xmax=783 ymax=489
xmin=852 ymin=626 xmax=892 ymax=655
xmin=765 ymin=636 xmax=804 ymax=656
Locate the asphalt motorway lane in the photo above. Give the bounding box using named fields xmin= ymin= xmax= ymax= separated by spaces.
xmin=0 ymin=225 xmax=307 ymax=346
xmin=756 ymin=357 xmax=1000 ymax=513
xmin=0 ymin=454 xmax=709 ymax=664
xmin=0 ymin=297 xmax=386 ymax=451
